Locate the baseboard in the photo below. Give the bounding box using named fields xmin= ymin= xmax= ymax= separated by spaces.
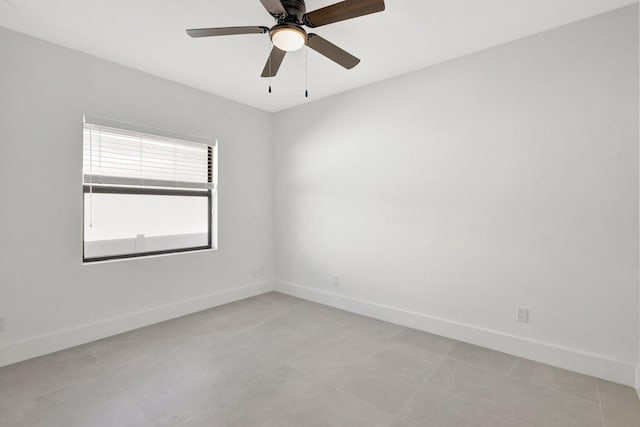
xmin=276 ymin=280 xmax=637 ymax=387
xmin=0 ymin=281 xmax=274 ymax=368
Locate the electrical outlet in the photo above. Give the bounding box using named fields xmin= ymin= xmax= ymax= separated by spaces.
xmin=251 ymin=267 xmax=264 ymax=279
xmin=331 ymin=275 xmax=340 ymax=288
xmin=516 ymin=307 xmax=529 ymax=323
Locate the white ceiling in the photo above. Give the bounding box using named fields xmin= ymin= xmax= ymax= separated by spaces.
xmin=0 ymin=0 xmax=636 ymax=112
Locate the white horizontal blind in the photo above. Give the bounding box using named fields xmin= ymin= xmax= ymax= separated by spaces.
xmin=83 ymin=123 xmax=214 ymax=190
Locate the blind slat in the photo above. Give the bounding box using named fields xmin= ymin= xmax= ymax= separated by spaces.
xmin=83 ymin=147 xmax=205 ymax=161
xmin=82 ymin=157 xmax=206 ymax=173
xmin=82 ymin=139 xmax=207 ymax=159
xmin=84 ymin=175 xmax=214 ymax=190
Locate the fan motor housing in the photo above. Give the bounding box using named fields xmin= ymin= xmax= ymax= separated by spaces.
xmin=280 ymin=0 xmax=306 ymax=23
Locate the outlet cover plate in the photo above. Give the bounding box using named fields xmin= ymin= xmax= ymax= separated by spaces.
xmin=517 ymin=307 xmax=529 ymax=323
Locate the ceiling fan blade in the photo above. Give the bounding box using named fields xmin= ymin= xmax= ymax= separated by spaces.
xmin=303 ymin=0 xmax=385 ymax=28
xmin=187 ymin=26 xmax=269 ymax=38
xmin=259 ymin=0 xmax=287 ymax=17
xmin=261 ymin=46 xmax=287 ymax=77
xmin=306 ymin=33 xmax=360 ymax=69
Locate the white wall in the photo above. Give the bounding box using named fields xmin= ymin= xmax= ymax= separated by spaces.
xmin=0 ymin=27 xmax=274 ymax=365
xmin=274 ymin=5 xmax=639 ymax=385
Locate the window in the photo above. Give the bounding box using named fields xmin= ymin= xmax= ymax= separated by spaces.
xmin=82 ymin=116 xmax=217 ymax=262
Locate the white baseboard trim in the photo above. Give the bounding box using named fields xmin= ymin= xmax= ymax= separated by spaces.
xmin=0 ymin=281 xmax=274 ymax=368
xmin=276 ymin=280 xmax=637 ymax=387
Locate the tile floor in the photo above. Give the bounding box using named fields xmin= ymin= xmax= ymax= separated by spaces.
xmin=0 ymin=292 xmax=638 ymax=426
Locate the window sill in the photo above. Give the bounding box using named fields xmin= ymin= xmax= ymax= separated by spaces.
xmin=82 ymin=246 xmax=217 ymax=265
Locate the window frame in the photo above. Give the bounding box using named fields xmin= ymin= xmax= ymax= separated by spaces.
xmin=81 ymin=116 xmax=217 ymax=264
xmin=82 ymin=185 xmax=213 ymax=263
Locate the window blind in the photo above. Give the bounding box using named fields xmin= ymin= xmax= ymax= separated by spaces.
xmin=83 ymin=122 xmax=214 ymax=190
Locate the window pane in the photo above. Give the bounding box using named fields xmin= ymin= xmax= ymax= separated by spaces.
xmin=84 ymin=192 xmax=209 ymax=259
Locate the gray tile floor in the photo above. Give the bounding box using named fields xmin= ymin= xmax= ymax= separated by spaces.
xmin=1 ymin=292 xmax=639 ymax=426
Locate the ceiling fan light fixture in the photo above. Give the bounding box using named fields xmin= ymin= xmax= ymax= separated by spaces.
xmin=271 ymin=25 xmax=306 ymax=51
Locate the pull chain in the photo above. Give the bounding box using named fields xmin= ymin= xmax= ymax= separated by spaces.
xmin=266 ymin=35 xmax=272 ymax=94
xmin=89 ymin=125 xmax=93 ymax=228
xmin=305 ymin=46 xmax=309 ymax=98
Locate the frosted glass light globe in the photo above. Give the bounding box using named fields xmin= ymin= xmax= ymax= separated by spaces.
xmin=271 ymin=26 xmax=306 ymax=51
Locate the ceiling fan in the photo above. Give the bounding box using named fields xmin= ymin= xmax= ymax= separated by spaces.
xmin=186 ymin=0 xmax=386 ymax=78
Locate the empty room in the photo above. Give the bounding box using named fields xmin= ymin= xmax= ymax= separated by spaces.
xmin=0 ymin=0 xmax=639 ymax=426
